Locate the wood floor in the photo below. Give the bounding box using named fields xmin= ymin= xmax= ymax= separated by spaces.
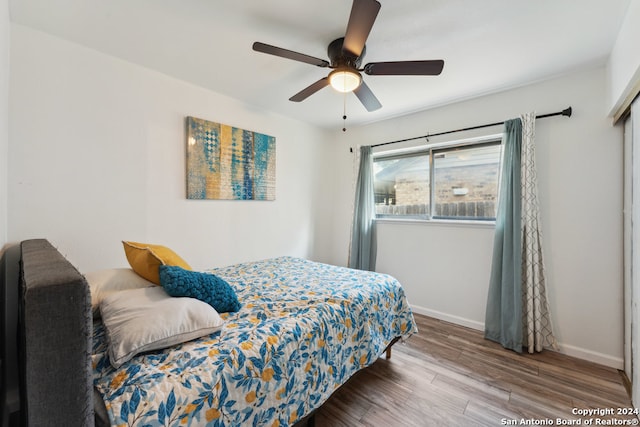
xmin=314 ymin=314 xmax=636 ymax=426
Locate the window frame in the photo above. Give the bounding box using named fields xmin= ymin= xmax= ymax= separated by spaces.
xmin=373 ymin=133 xmax=503 ymax=223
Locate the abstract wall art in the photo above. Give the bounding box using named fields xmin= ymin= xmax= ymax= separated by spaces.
xmin=186 ymin=117 xmax=276 ymax=200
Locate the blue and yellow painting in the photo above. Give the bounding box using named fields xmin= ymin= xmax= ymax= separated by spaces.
xmin=186 ymin=117 xmax=276 ymax=200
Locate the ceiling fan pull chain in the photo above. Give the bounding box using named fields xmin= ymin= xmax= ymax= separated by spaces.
xmin=343 ymin=92 xmax=348 ymax=132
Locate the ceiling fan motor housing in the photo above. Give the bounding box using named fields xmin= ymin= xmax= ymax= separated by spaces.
xmin=328 ymin=37 xmax=365 ymax=69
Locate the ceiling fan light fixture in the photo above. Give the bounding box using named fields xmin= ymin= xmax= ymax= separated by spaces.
xmin=329 ymin=68 xmax=362 ymax=93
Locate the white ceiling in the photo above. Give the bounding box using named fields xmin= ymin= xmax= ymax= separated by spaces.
xmin=9 ymin=0 xmax=631 ymax=130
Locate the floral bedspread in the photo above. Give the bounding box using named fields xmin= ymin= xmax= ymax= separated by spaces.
xmin=93 ymin=256 xmax=417 ymax=427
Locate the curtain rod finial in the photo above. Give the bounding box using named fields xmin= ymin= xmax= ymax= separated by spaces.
xmin=562 ymin=107 xmax=572 ymax=117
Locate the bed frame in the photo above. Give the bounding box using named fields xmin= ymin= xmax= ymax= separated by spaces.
xmin=1 ymin=239 xmax=400 ymax=427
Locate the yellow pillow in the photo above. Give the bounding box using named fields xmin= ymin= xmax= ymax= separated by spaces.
xmin=122 ymin=241 xmax=192 ymax=285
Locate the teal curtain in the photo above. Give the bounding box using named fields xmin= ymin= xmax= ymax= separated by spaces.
xmin=485 ymin=118 xmax=523 ymax=352
xmin=349 ymin=146 xmax=377 ymax=271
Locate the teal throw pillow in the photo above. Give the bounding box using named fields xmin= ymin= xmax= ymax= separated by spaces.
xmin=159 ymin=265 xmax=241 ymax=313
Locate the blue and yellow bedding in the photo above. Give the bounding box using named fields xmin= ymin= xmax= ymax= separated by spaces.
xmin=92 ymin=256 xmax=417 ymax=427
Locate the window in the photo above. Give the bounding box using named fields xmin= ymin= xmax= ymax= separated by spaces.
xmin=374 ymin=153 xmax=430 ymax=217
xmin=373 ymin=137 xmax=502 ymax=221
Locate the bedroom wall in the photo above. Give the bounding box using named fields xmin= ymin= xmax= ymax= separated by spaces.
xmin=0 ymin=0 xmax=8 ymax=249
xmin=8 ymin=24 xmax=335 ymax=272
xmin=607 ymin=0 xmax=640 ymax=116
xmin=328 ymin=66 xmax=624 ymax=368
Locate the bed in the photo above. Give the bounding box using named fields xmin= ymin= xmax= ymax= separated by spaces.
xmin=10 ymin=239 xmax=417 ymax=427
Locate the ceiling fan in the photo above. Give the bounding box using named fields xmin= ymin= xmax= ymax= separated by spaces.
xmin=252 ymin=0 xmax=444 ymax=112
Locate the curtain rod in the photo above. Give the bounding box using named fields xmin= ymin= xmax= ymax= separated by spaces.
xmin=364 ymin=106 xmax=572 ymax=150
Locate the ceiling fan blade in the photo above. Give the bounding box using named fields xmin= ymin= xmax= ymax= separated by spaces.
xmin=353 ymin=81 xmax=382 ymax=112
xmin=253 ymin=42 xmax=329 ymax=68
xmin=289 ymin=78 xmax=330 ymax=102
xmin=343 ymin=0 xmax=381 ymax=57
xmin=364 ymin=60 xmax=445 ymax=76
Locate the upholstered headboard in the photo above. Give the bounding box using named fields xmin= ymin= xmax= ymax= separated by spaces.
xmin=17 ymin=239 xmax=94 ymax=426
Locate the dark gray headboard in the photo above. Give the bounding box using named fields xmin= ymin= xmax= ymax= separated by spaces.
xmin=18 ymin=239 xmax=94 ymax=426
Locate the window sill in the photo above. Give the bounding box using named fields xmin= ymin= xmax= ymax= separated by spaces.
xmin=375 ymin=217 xmax=496 ymax=229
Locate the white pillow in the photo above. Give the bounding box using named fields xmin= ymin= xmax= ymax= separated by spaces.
xmin=85 ymin=268 xmax=155 ymax=317
xmin=100 ymin=287 xmax=224 ymax=368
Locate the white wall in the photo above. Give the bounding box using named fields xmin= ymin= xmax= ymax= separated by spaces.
xmin=330 ymin=66 xmax=624 ymax=368
xmin=607 ymin=1 xmax=640 ymax=116
xmin=0 ymin=0 xmax=8 ymax=249
xmin=8 ymin=24 xmax=335 ymax=272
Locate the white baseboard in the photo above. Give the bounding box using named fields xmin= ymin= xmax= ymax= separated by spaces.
xmin=410 ymin=304 xmax=484 ymax=331
xmin=556 ymin=343 xmax=624 ymax=370
xmin=410 ymin=304 xmax=624 ymax=370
